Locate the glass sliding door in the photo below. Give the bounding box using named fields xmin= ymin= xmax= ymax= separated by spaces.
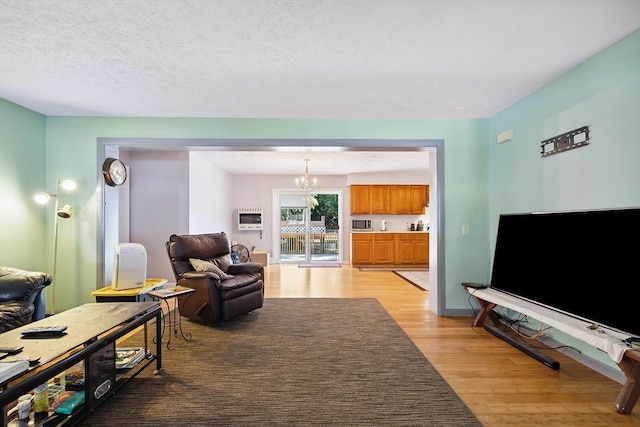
xmin=309 ymin=193 xmax=339 ymax=262
xmin=279 ymin=195 xmax=308 ymax=263
xmin=278 ymin=191 xmax=340 ymax=263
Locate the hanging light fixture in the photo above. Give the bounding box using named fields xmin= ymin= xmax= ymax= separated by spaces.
xmin=295 ymin=158 xmax=318 ymax=192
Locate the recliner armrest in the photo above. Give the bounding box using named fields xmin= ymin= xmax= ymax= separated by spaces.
xmin=182 ymin=271 xmax=219 ymax=280
xmin=181 ymin=271 xmax=226 ymax=290
xmin=228 ymin=262 xmax=264 ymax=275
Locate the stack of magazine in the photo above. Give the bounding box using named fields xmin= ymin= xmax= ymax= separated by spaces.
xmin=0 ymin=360 xmax=29 ymax=383
xmin=115 ymin=347 xmax=145 ymax=370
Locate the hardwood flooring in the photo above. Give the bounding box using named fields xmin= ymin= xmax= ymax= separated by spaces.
xmin=264 ymin=264 xmax=640 ymax=426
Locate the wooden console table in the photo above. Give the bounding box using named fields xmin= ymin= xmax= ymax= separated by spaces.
xmin=0 ymin=302 xmax=162 ymax=425
xmin=464 ymin=286 xmax=640 ymax=415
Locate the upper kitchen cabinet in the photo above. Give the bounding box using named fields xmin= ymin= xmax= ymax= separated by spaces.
xmin=350 ymin=185 xmax=371 ymax=214
xmin=410 ymin=185 xmax=428 ymax=214
xmin=351 ymin=184 xmax=428 ymax=215
xmin=370 ymin=185 xmax=391 ymax=214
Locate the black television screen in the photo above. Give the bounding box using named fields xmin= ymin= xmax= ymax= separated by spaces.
xmin=490 ymin=207 xmax=640 ymax=337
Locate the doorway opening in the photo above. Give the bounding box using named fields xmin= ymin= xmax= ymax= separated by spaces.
xmin=98 ymin=139 xmax=444 ymax=315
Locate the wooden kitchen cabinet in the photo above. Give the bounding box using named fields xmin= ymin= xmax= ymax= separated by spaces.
xmin=395 ymin=233 xmax=415 ymax=264
xmin=352 ymin=232 xmax=428 ymax=266
xmin=409 ymin=185 xmax=428 ymax=214
xmin=352 ymin=184 xmax=428 ymax=215
xmin=391 ymin=185 xmax=411 ymax=214
xmin=395 ymin=233 xmax=429 ymax=265
xmin=351 ymin=233 xmax=394 ymax=265
xmin=372 ymin=233 xmax=395 ymax=264
xmin=350 ymin=185 xmax=371 ymax=214
xmin=396 ymin=232 xmax=429 ymax=266
xmin=393 ymin=185 xmax=428 ymax=214
xmin=412 ymin=233 xmax=429 ymax=265
xmin=370 ymin=186 xmax=391 ymax=214
xmin=351 ymin=233 xmax=373 ymax=264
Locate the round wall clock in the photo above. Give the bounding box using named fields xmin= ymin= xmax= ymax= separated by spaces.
xmin=102 ymin=157 xmax=127 ymax=187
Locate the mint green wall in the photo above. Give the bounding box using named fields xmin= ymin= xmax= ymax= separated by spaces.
xmin=43 ymin=117 xmax=489 ymax=311
xmin=489 ymin=30 xmax=640 ymax=222
xmin=0 ymin=99 xmax=48 ymax=270
xmin=487 ymin=30 xmax=640 ymax=369
xmin=489 ymin=30 xmax=640 ymax=268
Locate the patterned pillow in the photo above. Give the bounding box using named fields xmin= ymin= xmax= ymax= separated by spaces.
xmin=212 ymin=254 xmax=232 ymax=272
xmin=189 ymin=258 xmax=234 ymax=280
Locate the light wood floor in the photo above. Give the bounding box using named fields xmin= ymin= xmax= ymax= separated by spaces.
xmin=264 ymin=264 xmax=639 ymax=427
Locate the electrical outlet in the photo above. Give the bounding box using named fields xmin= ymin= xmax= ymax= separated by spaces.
xmin=462 ymin=225 xmax=469 ymax=235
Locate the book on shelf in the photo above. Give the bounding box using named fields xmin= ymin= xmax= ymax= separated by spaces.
xmin=148 ymin=285 xmax=195 ymax=299
xmin=0 ymin=360 xmax=29 ymax=383
xmin=115 ymin=347 xmax=146 ymax=370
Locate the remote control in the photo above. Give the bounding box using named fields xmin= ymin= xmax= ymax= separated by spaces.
xmin=0 ymin=346 xmax=23 ymax=354
xmin=21 ymin=325 xmax=68 ymax=335
xmin=7 ymin=356 xmax=40 ymax=366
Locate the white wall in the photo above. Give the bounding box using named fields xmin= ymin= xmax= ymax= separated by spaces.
xmin=229 ymin=174 xmax=349 ymax=261
xmin=347 ymin=169 xmax=429 ymax=185
xmin=129 ymin=151 xmax=190 ymax=283
xmin=189 ymin=152 xmax=234 ymax=235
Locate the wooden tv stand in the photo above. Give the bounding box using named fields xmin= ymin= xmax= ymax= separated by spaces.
xmin=464 ymin=286 xmax=640 ymax=415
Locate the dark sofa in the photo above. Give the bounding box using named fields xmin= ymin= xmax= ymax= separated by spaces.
xmin=0 ymin=266 xmax=53 ymax=333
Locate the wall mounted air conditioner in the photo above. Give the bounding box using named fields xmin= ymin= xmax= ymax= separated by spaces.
xmin=238 ymin=207 xmax=263 ymax=231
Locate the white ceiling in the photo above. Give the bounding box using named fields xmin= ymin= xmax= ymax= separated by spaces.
xmin=189 ymin=148 xmax=432 ymax=176
xmin=1 ymin=0 xmax=638 ymax=174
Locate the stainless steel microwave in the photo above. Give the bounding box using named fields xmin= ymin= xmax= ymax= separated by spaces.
xmin=352 ymin=219 xmax=372 ymax=231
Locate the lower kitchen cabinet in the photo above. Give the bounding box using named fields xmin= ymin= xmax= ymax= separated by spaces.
xmin=372 ymin=233 xmax=395 ymax=264
xmin=351 ymin=233 xmax=373 ymax=264
xmin=396 ymin=233 xmax=429 ymax=265
xmin=351 ymin=232 xmax=429 ymax=267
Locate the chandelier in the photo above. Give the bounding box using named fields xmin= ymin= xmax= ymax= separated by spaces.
xmin=295 ymin=158 xmax=317 ymax=192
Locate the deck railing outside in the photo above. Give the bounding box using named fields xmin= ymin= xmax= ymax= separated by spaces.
xmin=280 ymin=232 xmax=339 ymax=255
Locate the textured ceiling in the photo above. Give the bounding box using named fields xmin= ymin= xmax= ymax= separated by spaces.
xmin=1 ymin=0 xmax=639 ymax=119
xmin=1 ymin=0 xmax=638 ymax=175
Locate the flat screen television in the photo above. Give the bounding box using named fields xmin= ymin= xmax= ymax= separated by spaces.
xmin=490 ymin=207 xmax=640 ymax=338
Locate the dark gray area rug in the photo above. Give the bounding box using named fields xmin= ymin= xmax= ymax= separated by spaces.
xmin=79 ymin=298 xmax=481 ymax=426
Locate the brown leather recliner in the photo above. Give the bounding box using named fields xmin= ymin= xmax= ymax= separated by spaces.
xmin=165 ymin=232 xmax=264 ymax=324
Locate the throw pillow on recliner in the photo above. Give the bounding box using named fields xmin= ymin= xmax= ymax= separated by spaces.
xmin=189 ymin=258 xmax=234 ymax=280
xmin=211 ymin=254 xmax=232 ymax=272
